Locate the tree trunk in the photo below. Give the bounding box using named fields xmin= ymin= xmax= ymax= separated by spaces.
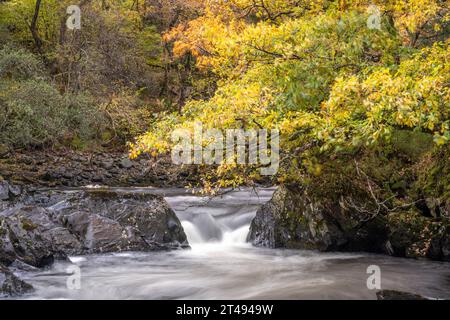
xmin=30 ymin=0 xmax=42 ymax=53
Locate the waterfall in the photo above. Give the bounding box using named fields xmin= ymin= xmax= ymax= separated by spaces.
xmin=165 ymin=188 xmax=275 ymax=247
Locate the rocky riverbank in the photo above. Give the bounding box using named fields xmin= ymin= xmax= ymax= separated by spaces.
xmin=0 ymin=181 xmax=188 ymax=297
xmin=248 ymin=185 xmax=450 ymax=261
xmin=1 ymin=150 xmax=449 ymax=298
xmin=0 ymin=149 xmax=198 ymax=189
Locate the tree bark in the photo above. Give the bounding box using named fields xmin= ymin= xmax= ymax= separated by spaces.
xmin=30 ymin=0 xmax=42 ymax=53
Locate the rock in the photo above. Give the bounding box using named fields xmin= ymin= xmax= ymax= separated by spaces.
xmin=387 ymin=211 xmax=450 ymax=261
xmin=0 ymin=150 xmax=194 ymax=188
xmin=428 ymin=226 xmax=450 ymax=262
xmin=55 ymin=190 xmax=189 ymax=252
xmin=119 ymin=158 xmax=133 ymax=169
xmin=1 ymin=189 xmax=189 ymax=277
xmin=63 ymin=171 xmax=74 ymax=179
xmin=8 ymin=184 xmax=21 ymax=197
xmin=376 ymin=290 xmax=429 ymax=300
xmin=101 ymin=159 xmax=115 ymax=170
xmin=0 ymin=206 xmax=77 ymax=267
xmin=247 ymin=186 xmax=344 ymax=250
xmin=248 ymin=186 xmax=388 ymax=252
xmin=9 ymin=260 xmax=39 ymax=272
xmin=0 ymin=181 xmax=9 ymax=201
xmin=248 ymin=186 xmax=450 ymax=262
xmin=425 ymin=197 xmax=450 ymax=218
xmin=0 ymin=263 xmax=34 ymax=297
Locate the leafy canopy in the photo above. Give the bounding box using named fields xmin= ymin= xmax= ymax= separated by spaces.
xmin=129 ymin=1 xmax=448 ymax=190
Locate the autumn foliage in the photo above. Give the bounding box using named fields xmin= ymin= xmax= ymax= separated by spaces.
xmin=132 ymin=0 xmax=449 ymax=193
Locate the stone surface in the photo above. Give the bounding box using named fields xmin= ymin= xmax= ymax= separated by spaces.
xmin=0 ymin=206 xmax=74 ymax=267
xmin=54 ymin=190 xmax=189 ymax=252
xmin=0 ymin=181 xmax=9 ymax=201
xmin=1 ymin=189 xmax=189 ymax=270
xmin=248 ymin=186 xmax=388 ymax=253
xmin=0 ymin=150 xmax=198 ymax=188
xmin=376 ymin=290 xmax=429 ymax=300
xmin=247 ymin=185 xmax=449 ymax=261
xmin=0 ymin=187 xmax=190 ymax=297
xmin=0 ymin=263 xmax=33 ymax=297
xmin=119 ymin=158 xmax=134 ymax=169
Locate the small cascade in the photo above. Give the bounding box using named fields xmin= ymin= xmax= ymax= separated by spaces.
xmin=166 ymin=188 xmax=274 ymax=248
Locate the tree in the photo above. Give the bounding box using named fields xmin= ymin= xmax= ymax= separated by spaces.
xmin=131 ymin=0 xmax=449 ymax=192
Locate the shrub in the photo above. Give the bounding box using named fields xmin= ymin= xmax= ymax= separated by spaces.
xmin=0 ymin=46 xmax=43 ymax=80
xmin=0 ymin=79 xmax=66 ymax=147
xmin=0 ymin=46 xmax=106 ymax=149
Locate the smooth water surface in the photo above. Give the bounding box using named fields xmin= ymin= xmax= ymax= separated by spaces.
xmin=18 ymin=188 xmax=450 ymax=300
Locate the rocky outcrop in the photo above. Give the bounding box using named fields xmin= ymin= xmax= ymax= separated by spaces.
xmin=0 ymin=150 xmax=198 ymax=188
xmin=0 ymin=206 xmax=73 ymax=268
xmin=386 ymin=212 xmax=450 ymax=261
xmin=248 ymin=186 xmax=388 ymax=252
xmin=248 ymin=186 xmax=450 ymax=261
xmin=51 ymin=190 xmax=189 ymax=253
xmin=0 ymin=263 xmax=33 ymax=297
xmin=1 ymin=190 xmax=188 ymax=263
xmin=0 ymin=187 xmax=189 ymax=297
xmin=376 ymin=290 xmax=429 ymax=300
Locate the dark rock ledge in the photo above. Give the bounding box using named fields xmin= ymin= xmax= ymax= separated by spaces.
xmin=0 ymin=181 xmax=189 ymax=297
xmin=376 ymin=290 xmax=430 ymax=300
xmin=248 ymin=186 xmax=450 ymax=261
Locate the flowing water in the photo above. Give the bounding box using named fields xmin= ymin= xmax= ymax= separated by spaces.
xmin=17 ymin=188 xmax=450 ymax=300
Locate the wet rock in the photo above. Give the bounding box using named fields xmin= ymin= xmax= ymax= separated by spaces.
xmin=0 ymin=206 xmax=77 ymax=267
xmin=0 ymin=263 xmax=33 ymax=297
xmin=0 ymin=181 xmax=9 ymax=200
xmin=425 ymin=198 xmax=450 ymax=218
xmin=427 ymin=226 xmax=450 ymax=262
xmin=376 ymin=290 xmax=429 ymax=300
xmin=8 ymin=184 xmax=21 ymax=197
xmin=56 ymin=190 xmax=189 ymax=252
xmin=248 ymin=186 xmax=388 ymax=252
xmin=248 ymin=186 xmax=449 ymax=261
xmin=1 ymin=189 xmax=189 ymax=276
xmin=1 ymin=150 xmax=196 ymax=188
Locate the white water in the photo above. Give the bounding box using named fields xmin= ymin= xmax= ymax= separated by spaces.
xmin=16 ymin=188 xmax=450 ymax=300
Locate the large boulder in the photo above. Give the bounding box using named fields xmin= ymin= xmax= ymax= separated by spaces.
xmin=1 ymin=189 xmax=189 ymax=268
xmin=248 ymin=186 xmax=388 ymax=252
xmin=0 ymin=206 xmax=76 ymax=268
xmin=386 ymin=212 xmax=450 ymax=261
xmin=0 ymin=188 xmax=189 ymax=297
xmin=0 ymin=263 xmax=33 ymax=297
xmin=248 ymin=186 xmax=450 ymax=261
xmin=53 ymin=190 xmax=189 ymax=253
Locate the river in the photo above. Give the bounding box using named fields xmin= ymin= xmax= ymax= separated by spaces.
xmin=18 ymin=188 xmax=450 ymax=300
